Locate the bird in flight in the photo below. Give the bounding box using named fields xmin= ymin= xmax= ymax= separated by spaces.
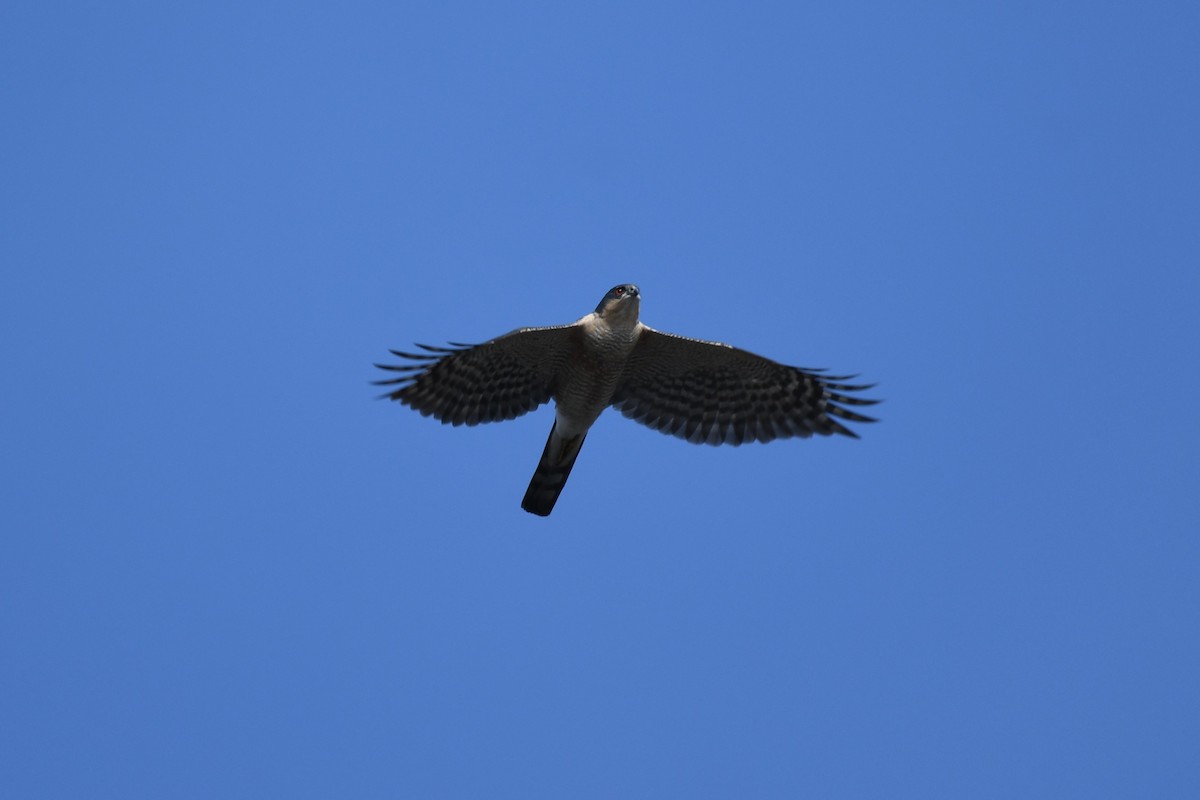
xmin=375 ymin=284 xmax=878 ymax=516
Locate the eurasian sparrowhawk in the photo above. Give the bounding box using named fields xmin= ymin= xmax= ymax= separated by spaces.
xmin=375 ymin=284 xmax=878 ymax=516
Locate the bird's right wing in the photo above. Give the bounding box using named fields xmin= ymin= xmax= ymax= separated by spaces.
xmin=374 ymin=325 xmax=579 ymax=425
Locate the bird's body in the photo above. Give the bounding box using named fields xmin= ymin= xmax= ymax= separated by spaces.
xmin=376 ymin=284 xmax=877 ymax=516
xmin=521 ymin=293 xmax=642 ymax=515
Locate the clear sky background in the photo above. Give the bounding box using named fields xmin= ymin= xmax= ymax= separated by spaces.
xmin=2 ymin=2 xmax=1198 ymax=798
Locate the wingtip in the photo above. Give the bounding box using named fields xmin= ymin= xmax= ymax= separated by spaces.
xmin=389 ymin=349 xmax=439 ymax=361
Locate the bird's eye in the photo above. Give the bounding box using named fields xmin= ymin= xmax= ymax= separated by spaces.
xmin=614 ymin=287 xmax=624 ymax=295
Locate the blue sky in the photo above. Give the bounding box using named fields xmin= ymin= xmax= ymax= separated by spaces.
xmin=2 ymin=1 xmax=1198 ymax=797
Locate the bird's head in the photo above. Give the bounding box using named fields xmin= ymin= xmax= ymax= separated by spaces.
xmin=595 ymin=284 xmax=640 ymax=321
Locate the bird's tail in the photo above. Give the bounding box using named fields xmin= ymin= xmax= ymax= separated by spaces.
xmin=522 ymin=422 xmax=587 ymax=517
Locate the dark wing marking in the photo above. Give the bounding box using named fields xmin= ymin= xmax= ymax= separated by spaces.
xmin=611 ymin=327 xmax=878 ymax=445
xmin=374 ymin=325 xmax=579 ymax=426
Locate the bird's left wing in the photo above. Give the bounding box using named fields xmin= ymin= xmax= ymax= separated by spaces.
xmin=375 ymin=325 xmax=579 ymax=425
xmin=612 ymin=327 xmax=879 ymax=445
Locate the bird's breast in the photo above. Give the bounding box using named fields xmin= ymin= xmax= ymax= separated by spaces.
xmin=552 ymin=324 xmax=639 ymax=430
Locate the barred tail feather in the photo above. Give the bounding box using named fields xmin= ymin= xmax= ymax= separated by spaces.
xmin=521 ymin=423 xmax=587 ymax=517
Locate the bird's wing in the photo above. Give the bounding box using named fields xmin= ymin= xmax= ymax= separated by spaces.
xmin=611 ymin=326 xmax=879 ymax=445
xmin=374 ymin=324 xmax=579 ymax=425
